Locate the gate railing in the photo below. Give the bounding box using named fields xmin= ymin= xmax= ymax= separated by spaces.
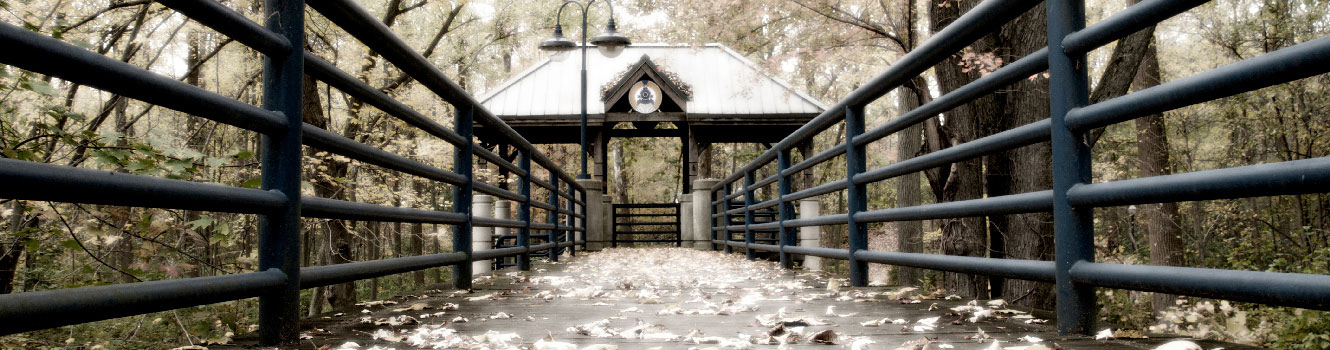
xmin=0 ymin=0 xmax=585 ymax=343
xmin=612 ymin=203 xmax=681 ymax=247
xmin=709 ymin=0 xmax=1330 ymax=334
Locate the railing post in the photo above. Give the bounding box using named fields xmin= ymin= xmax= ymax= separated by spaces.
xmin=518 ymin=151 xmax=532 ymax=271
xmin=453 ymin=105 xmax=474 ymax=288
xmin=548 ymin=173 xmax=560 ymax=262
xmin=567 ymin=184 xmax=578 ymax=257
xmin=722 ymin=183 xmax=733 ymax=254
xmin=743 ymin=171 xmax=756 ymax=260
xmin=611 ymin=206 xmax=619 ymax=248
xmin=1047 ymin=0 xmax=1096 ymax=335
xmin=258 ymin=0 xmax=303 ymax=344
xmin=777 ymin=150 xmax=794 ymax=269
xmin=845 ymin=104 xmax=869 ymax=287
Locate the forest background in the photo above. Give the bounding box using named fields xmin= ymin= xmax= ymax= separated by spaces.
xmin=0 ymin=0 xmax=1326 ymax=348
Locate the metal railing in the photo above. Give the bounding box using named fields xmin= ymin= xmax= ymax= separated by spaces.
xmin=0 ymin=0 xmax=585 ymax=343
xmin=709 ymin=0 xmax=1330 ymax=335
xmin=611 ymin=203 xmax=682 ymax=247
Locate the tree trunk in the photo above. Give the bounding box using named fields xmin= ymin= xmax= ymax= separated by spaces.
xmin=997 ymin=3 xmax=1056 ymax=308
xmin=411 ymin=181 xmax=426 ymax=287
xmin=0 ymin=201 xmax=31 ymax=294
xmin=930 ymin=0 xmax=997 ymax=298
xmin=1134 ymin=38 xmax=1185 ymax=315
xmin=302 ymin=74 xmax=356 ymax=309
xmin=895 ymin=78 xmax=927 ymax=287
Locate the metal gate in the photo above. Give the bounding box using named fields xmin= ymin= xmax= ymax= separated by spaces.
xmin=612 ymin=203 xmax=681 ymax=247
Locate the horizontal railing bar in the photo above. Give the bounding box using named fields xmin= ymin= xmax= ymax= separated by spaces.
xmin=302 ymin=197 xmax=465 ymax=224
xmin=631 ymin=213 xmax=683 ymax=217
xmin=614 ymin=222 xmax=679 ymax=226
xmin=1067 ymin=157 xmax=1330 ymax=207
xmin=748 ymin=243 xmax=780 ymax=252
xmin=304 ymin=54 xmax=467 ymax=146
xmin=723 ymin=192 xmax=744 ymax=201
xmin=752 ymin=173 xmax=779 ymax=189
xmin=531 ymin=178 xmax=557 ymax=192
xmin=783 ymin=213 xmax=850 ymax=227
xmin=556 ymin=225 xmax=578 ymax=231
xmin=1062 ymin=0 xmax=1208 ymax=55
xmin=306 ymin=0 xmax=582 ymax=191
xmin=782 ymin=246 xmax=852 ymax=260
xmin=1069 ymin=262 xmax=1330 ymax=310
xmin=856 ymin=119 xmax=1051 ymax=185
xmin=557 ymin=241 xmax=578 ymax=248
xmin=475 ymin=182 xmax=524 ymax=202
xmin=750 ymin=198 xmax=779 ymax=211
xmin=472 ymin=146 xmax=526 ymax=177
xmin=855 ymin=49 xmax=1050 ymax=147
xmin=531 ymin=223 xmax=557 ymax=230
xmin=531 ymin=200 xmax=556 ymax=211
xmin=530 ymin=242 xmax=558 ymax=252
xmin=784 ymin=179 xmax=848 ymax=203
xmin=301 ymin=253 xmax=467 ymax=288
xmin=472 ymin=246 xmax=527 ymax=260
xmin=855 ymin=251 xmax=1056 ymax=283
xmin=0 ymin=22 xmax=287 ymax=135
xmin=614 ymin=239 xmax=681 ymax=243
xmin=713 ymin=0 xmax=1043 ymax=190
xmin=302 ymin=124 xmax=466 ymax=185
xmin=784 ymin=144 xmax=846 ymax=177
xmin=0 ymin=159 xmax=287 ymax=214
xmin=725 ymin=241 xmax=746 ymax=248
xmin=615 ymin=230 xmax=680 ymax=234
xmin=557 ymin=209 xmax=577 ymax=216
xmin=0 ymin=269 xmax=286 ymax=335
xmin=157 ymin=0 xmax=291 ymax=57
xmin=749 ymin=222 xmax=780 ymax=230
xmin=856 ymin=191 xmax=1053 ymax=223
xmin=612 ymin=204 xmax=681 ymax=209
xmin=473 ymin=217 xmax=526 ymax=229
xmin=1067 ymin=35 xmax=1330 ymax=132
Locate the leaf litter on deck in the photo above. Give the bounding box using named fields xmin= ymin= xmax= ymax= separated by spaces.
xmin=304 ymin=248 xmax=1211 ymax=350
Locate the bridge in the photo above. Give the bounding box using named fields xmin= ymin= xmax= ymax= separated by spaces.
xmin=0 ymin=0 xmax=1327 ymax=348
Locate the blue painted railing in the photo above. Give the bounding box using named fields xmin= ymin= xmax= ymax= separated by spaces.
xmin=710 ymin=0 xmax=1330 ymax=335
xmin=0 ymin=0 xmax=585 ymax=343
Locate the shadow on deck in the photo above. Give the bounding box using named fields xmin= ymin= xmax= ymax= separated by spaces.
xmin=225 ymin=248 xmax=1252 ymax=350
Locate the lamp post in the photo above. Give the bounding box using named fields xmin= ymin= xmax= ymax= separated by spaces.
xmin=538 ymin=0 xmax=630 ymax=180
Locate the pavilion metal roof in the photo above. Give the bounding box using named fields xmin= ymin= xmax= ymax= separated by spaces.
xmin=478 ymin=44 xmax=827 ymax=119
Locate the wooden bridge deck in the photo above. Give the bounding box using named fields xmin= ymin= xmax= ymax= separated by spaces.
xmin=225 ymin=248 xmax=1251 ymax=350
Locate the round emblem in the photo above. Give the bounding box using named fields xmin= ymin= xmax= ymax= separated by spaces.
xmin=628 ymin=80 xmax=662 ymax=114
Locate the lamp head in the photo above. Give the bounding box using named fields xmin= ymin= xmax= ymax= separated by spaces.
xmin=590 ymin=18 xmax=630 ymax=57
xmin=538 ymin=24 xmax=578 ymax=52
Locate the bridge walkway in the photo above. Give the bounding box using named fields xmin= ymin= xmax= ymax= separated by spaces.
xmin=225 ymin=248 xmax=1249 ymax=350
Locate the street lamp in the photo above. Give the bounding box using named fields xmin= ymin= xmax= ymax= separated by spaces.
xmin=538 ymin=0 xmax=631 ymax=180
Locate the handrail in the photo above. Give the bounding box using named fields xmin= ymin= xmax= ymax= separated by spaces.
xmin=0 ymin=0 xmax=586 ymax=343
xmin=708 ymin=0 xmax=1330 ymax=337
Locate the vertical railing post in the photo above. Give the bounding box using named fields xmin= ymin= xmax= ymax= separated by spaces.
xmin=518 ymin=151 xmax=533 ymax=271
xmin=611 ymin=206 xmax=619 ymax=247
xmin=743 ymin=171 xmax=756 ymax=260
xmin=722 ymin=183 xmax=732 ymax=254
xmin=1047 ymin=0 xmax=1096 ymax=335
xmin=567 ymin=185 xmax=577 ymax=257
xmin=578 ymin=188 xmax=587 ymax=251
xmin=548 ymin=173 xmax=560 ymax=262
xmin=452 ymin=105 xmax=474 ymax=288
xmin=845 ymin=104 xmax=869 ymax=287
xmin=777 ymin=150 xmax=794 ymax=269
xmin=674 ymin=203 xmax=682 ymax=247
xmin=258 ymin=0 xmax=303 ymax=344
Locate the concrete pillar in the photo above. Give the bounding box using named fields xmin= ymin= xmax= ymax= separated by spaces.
xmin=494 ymin=199 xmax=511 ymax=239
xmin=799 ymin=199 xmax=822 ymax=271
xmin=471 ymin=195 xmax=494 ymax=276
xmin=692 ymin=179 xmax=720 ymax=250
xmin=678 ymin=194 xmax=692 ymax=247
xmin=576 ymin=179 xmax=607 ymax=251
